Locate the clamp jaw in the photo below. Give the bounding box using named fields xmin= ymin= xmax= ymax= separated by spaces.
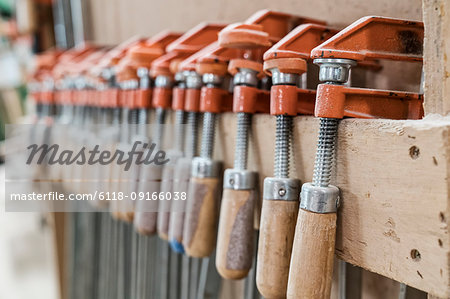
xmin=150 ymin=23 xmax=226 ymax=110
xmin=255 ymin=23 xmax=338 ymax=299
xmin=311 ymin=16 xmax=424 ymax=120
xmin=115 ymin=31 xmax=182 ymax=110
xmin=214 ymin=10 xmax=327 ymax=285
xmin=263 ymin=23 xmax=339 ymax=117
xmin=287 ymin=17 xmax=425 ymax=299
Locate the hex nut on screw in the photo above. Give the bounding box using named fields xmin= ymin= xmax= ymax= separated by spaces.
xmin=300 ymin=182 xmax=340 ymax=213
xmin=191 ymin=157 xmax=222 ymax=178
xmin=223 ymin=169 xmax=257 ymax=190
xmin=263 ymin=177 xmax=301 ymax=201
xmin=314 ymin=58 xmax=356 ymax=83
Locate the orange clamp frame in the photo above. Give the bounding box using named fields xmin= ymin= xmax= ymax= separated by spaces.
xmin=171 ymin=83 xmax=203 ymax=112
xmin=92 ymin=37 xmax=147 ymax=109
xmin=263 ymin=24 xmax=339 ymax=116
xmin=115 ymin=31 xmax=182 ymax=109
xmin=227 ymin=9 xmax=326 ymax=45
xmin=193 ymin=9 xmax=323 ymax=115
xmin=311 ymin=16 xmax=424 ymax=120
xmin=311 ymin=16 xmax=423 ymax=62
xmin=174 ymin=39 xmax=231 ymax=112
xmin=219 ymin=11 xmax=326 ymax=115
xmin=194 ymin=43 xmax=241 ymax=114
xmin=150 ymin=23 xmax=226 ymax=110
xmin=199 ymin=86 xmax=233 ymax=113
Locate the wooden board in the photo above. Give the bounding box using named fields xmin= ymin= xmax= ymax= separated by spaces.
xmin=423 ymin=0 xmax=450 ymax=115
xmin=85 ymin=0 xmax=422 ymax=45
xmin=214 ymin=113 xmax=450 ymax=297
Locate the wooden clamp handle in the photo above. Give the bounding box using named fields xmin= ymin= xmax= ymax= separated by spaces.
xmin=168 ymin=157 xmax=192 ymax=252
xmin=133 ymin=163 xmax=163 ymax=235
xmin=109 ymin=153 xmax=127 ymax=220
xmin=183 ymin=176 xmax=220 ymax=257
xmin=287 ymin=208 xmax=337 ymax=299
xmin=256 ymin=199 xmax=298 ymax=299
xmin=121 ymin=162 xmax=138 ymax=223
xmin=157 ymin=162 xmax=175 ymax=240
xmin=216 ymin=188 xmax=255 ymax=279
xmin=121 ymin=142 xmax=145 ymax=222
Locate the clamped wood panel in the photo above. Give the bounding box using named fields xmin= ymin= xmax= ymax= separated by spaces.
xmin=287 ymin=16 xmax=425 ymax=299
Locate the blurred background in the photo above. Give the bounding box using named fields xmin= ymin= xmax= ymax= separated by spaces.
xmin=0 ymin=0 xmax=424 ymax=298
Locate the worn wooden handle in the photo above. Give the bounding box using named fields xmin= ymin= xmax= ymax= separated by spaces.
xmin=121 ymin=158 xmax=141 ymax=222
xmin=168 ymin=157 xmax=191 ymax=252
xmin=109 ymin=161 xmax=126 ymax=220
xmin=157 ymin=163 xmax=175 ymax=240
xmin=287 ymin=208 xmax=337 ymax=299
xmin=256 ymin=199 xmax=299 ymax=299
xmin=133 ymin=163 xmax=163 ymax=235
xmin=216 ymin=188 xmax=255 ymax=279
xmin=183 ymin=177 xmax=220 ymax=257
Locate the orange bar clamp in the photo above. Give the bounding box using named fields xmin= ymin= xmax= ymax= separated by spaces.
xmin=133 ymin=23 xmax=225 ymax=236
xmin=150 ymin=23 xmax=226 ymax=110
xmin=310 ymin=16 xmax=424 ymax=120
xmin=211 ymin=11 xmax=325 ymax=287
xmin=287 ymin=16 xmax=424 ymax=299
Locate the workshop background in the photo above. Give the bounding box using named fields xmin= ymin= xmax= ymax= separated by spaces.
xmin=0 ymin=0 xmax=447 ymax=299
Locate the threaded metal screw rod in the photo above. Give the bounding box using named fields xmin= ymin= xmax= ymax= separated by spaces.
xmin=185 ymin=111 xmax=198 ymax=158
xmin=153 ymin=107 xmax=167 ymax=151
xmin=120 ymin=108 xmax=130 ymax=143
xmin=174 ymin=110 xmax=186 ymax=152
xmin=130 ymin=109 xmax=138 ymax=124
xmin=129 ymin=109 xmax=139 ymax=141
xmin=274 ymin=115 xmax=293 ymax=178
xmin=233 ymin=112 xmax=251 ymax=170
xmin=112 ymin=108 xmax=120 ymax=126
xmin=312 ymin=118 xmax=338 ymax=187
xmin=138 ymin=108 xmax=148 ymax=138
xmin=200 ymin=112 xmax=216 ymax=159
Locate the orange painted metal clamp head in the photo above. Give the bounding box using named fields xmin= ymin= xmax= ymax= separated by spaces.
xmin=115 ymin=31 xmax=182 ymax=110
xmin=311 ymin=16 xmax=424 ymax=120
xmin=173 ymin=41 xmax=231 ymax=113
xmin=218 ymin=10 xmax=325 ymax=115
xmin=150 ymin=23 xmax=225 ymax=79
xmin=193 ymin=43 xmax=241 ymax=114
xmin=263 ymin=24 xmax=339 ymax=116
xmin=311 ymin=16 xmax=423 ymax=62
xmin=171 ymin=78 xmax=203 ymax=112
xmin=150 ymin=23 xmax=226 ymax=110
